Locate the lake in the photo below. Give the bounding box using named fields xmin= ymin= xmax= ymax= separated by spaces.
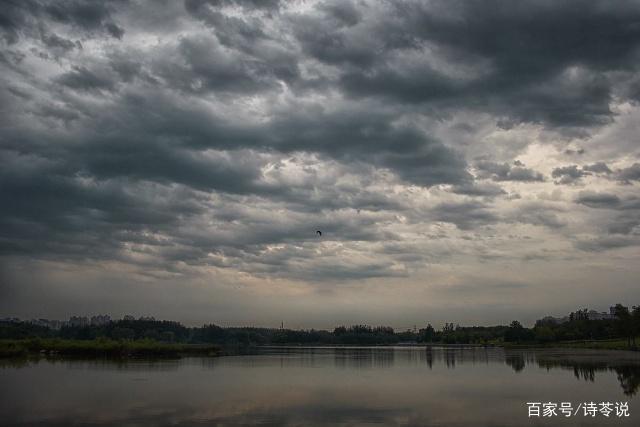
xmin=1 ymin=346 xmax=639 ymax=426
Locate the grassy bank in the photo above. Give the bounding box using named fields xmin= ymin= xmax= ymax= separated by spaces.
xmin=0 ymin=338 xmax=221 ymax=359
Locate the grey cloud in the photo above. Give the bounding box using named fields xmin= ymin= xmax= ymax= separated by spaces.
xmin=575 ymin=191 xmax=640 ymax=235
xmin=607 ymin=202 xmax=639 ymax=235
xmin=45 ymin=85 xmax=470 ymax=188
xmin=318 ymin=0 xmax=362 ymax=27
xmin=0 ymin=1 xmax=38 ymax=44
xmin=432 ymin=201 xmax=498 ymax=230
xmin=108 ymin=53 xmax=142 ymax=82
xmin=104 ymin=22 xmax=124 ymax=39
xmin=449 ymin=182 xmax=506 ymax=197
xmin=435 ymin=280 xmax=529 ymax=295
xmin=0 ymin=1 xmax=126 ymax=44
xmin=55 ymin=66 xmax=117 ymax=92
xmin=577 ymin=191 xmax=640 ymax=214
xmin=279 ymin=259 xmax=406 ymax=282
xmin=3 ymin=0 xmax=640 ymax=293
xmin=552 ymin=165 xmax=586 ymax=185
xmin=43 ymin=1 xmax=124 ymax=37
xmin=290 ymin=0 xmax=640 ymax=129
xmin=582 ymin=162 xmax=612 ymax=174
xmin=0 ymin=157 xmax=205 ymax=261
xmin=183 ymin=0 xmax=299 ymax=85
xmin=82 ymin=147 xmax=268 ymax=194
xmin=154 ymin=35 xmax=290 ymax=95
xmin=40 ymin=32 xmax=78 ymax=52
xmin=608 ymin=218 xmax=640 ymax=235
xmin=290 ymin=14 xmax=380 ymax=69
xmin=564 ymin=148 xmax=585 ymax=156
xmin=553 ymin=162 xmax=614 ymax=184
xmin=575 ymin=236 xmax=639 ymax=252
xmin=33 ymin=103 xmax=81 ymax=124
xmin=576 ymin=191 xmax=621 ymax=209
xmin=184 ymin=0 xmax=281 ymax=14
xmin=509 ymin=203 xmax=567 ymax=229
xmin=476 ymin=160 xmax=544 ymax=182
xmin=615 ymin=163 xmax=640 ymax=183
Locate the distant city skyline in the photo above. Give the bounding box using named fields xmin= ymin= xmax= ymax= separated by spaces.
xmin=1 ymin=0 xmax=640 ymax=328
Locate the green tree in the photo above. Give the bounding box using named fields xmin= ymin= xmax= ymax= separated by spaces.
xmin=613 ymin=304 xmax=633 ymax=348
xmin=422 ymin=324 xmax=436 ymax=342
xmin=631 ymin=306 xmax=640 ymax=348
xmin=504 ymin=320 xmax=534 ymax=342
xmin=534 ymin=325 xmax=555 ymax=343
xmin=112 ymin=327 xmax=135 ymax=341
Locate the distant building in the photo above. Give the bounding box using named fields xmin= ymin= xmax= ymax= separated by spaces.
xmin=537 ymin=315 xmax=569 ymax=325
xmin=90 ymin=315 xmax=111 ymax=326
xmin=538 ymin=307 xmax=617 ymax=326
xmin=49 ymin=320 xmax=65 ymax=330
xmin=69 ymin=316 xmax=89 ymax=327
xmin=586 ymin=310 xmax=615 ymax=321
xmin=26 ymin=318 xmax=65 ymax=330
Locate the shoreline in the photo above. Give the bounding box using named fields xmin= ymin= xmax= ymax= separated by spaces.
xmin=2 ymin=338 xmax=638 ymax=360
xmin=0 ymin=338 xmax=221 ymax=359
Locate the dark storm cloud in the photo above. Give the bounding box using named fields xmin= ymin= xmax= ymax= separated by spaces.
xmin=184 ymin=0 xmax=279 ymax=39
xmin=0 ymin=0 xmax=125 ymax=44
xmin=293 ymin=0 xmax=640 ymax=129
xmin=104 ymin=22 xmax=124 ymax=39
xmin=40 ymin=32 xmax=78 ymax=52
xmin=108 ymin=52 xmax=143 ymax=82
xmin=318 ymin=0 xmax=362 ymax=27
xmin=56 ymin=66 xmax=117 ymax=92
xmin=42 ymin=82 xmax=469 ymax=188
xmin=154 ymin=35 xmax=293 ymax=94
xmin=2 ymin=0 xmax=640 ymax=287
xmin=0 ymin=1 xmax=38 ymax=44
xmin=184 ymin=0 xmax=281 ymax=14
xmin=33 ymin=102 xmax=81 ymax=124
xmin=43 ymin=1 xmax=120 ymax=30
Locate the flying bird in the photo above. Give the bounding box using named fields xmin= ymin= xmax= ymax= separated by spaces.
xmin=316 ymin=230 xmax=322 ymax=236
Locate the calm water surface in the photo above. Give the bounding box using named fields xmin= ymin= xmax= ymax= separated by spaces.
xmin=1 ymin=346 xmax=640 ymax=426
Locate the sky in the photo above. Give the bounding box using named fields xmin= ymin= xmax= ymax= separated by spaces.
xmin=1 ymin=0 xmax=639 ymax=329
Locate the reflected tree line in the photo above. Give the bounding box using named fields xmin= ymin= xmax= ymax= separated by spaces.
xmin=260 ymin=347 xmax=640 ymax=396
xmin=534 ymin=358 xmax=640 ymax=396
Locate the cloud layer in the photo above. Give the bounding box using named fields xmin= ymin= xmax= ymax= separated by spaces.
xmin=1 ymin=0 xmax=639 ymax=326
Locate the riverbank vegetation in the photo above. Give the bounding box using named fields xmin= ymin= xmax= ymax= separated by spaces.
xmin=0 ymin=338 xmax=220 ymax=358
xmin=2 ymin=304 xmax=639 ymax=355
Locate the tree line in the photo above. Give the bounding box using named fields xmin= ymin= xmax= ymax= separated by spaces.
xmin=1 ymin=304 xmax=639 ymax=347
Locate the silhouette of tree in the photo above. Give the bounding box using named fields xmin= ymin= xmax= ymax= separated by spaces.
xmin=613 ymin=304 xmax=633 ymax=348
